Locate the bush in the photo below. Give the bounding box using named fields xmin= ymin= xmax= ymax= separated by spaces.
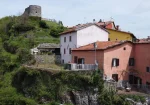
xmin=14 ymin=23 xmax=35 ymax=33
xmin=49 ymin=101 xmax=59 ymax=105
xmin=3 ymin=41 xmax=19 ymax=54
xmin=50 ymin=26 xmax=66 ymax=38
xmin=39 ymin=20 xmax=49 ymax=29
xmin=29 ymin=16 xmax=41 ymax=21
xmin=16 ymin=48 xmax=33 ymax=64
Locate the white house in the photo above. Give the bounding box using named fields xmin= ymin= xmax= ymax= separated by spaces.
xmin=60 ymin=23 xmax=109 ymax=63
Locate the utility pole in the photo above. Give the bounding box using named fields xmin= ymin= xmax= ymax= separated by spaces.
xmin=93 ymin=42 xmax=98 ymax=70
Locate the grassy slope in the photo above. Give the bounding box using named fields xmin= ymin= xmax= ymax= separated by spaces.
xmin=0 ymin=16 xmax=65 ymax=104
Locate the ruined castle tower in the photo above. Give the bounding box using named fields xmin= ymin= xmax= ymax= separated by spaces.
xmin=23 ymin=5 xmax=41 ymax=17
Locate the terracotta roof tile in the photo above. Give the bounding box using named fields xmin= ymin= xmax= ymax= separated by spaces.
xmin=73 ymin=41 xmax=130 ymax=51
xmin=59 ymin=23 xmax=108 ymax=35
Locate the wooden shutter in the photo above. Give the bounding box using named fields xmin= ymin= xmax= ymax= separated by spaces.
xmin=132 ymin=58 xmax=135 ymax=66
xmin=74 ymin=56 xmax=78 ymax=63
xmin=116 ymin=59 xmax=119 ymax=66
xmin=146 ymin=67 xmax=149 ymax=72
xmin=112 ymin=59 xmax=115 ymax=67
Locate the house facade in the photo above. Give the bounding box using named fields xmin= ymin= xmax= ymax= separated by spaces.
xmin=71 ymin=41 xmax=150 ymax=86
xmin=96 ymin=21 xmax=136 ymax=42
xmin=60 ymin=23 xmax=109 ymax=63
xmin=107 ymin=29 xmax=136 ymax=42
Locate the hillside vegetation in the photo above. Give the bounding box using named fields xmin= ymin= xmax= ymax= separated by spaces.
xmin=0 ymin=16 xmax=146 ymax=105
xmin=0 ymin=16 xmax=68 ymax=104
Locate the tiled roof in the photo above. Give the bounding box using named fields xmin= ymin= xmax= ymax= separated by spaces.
xmin=137 ymin=38 xmax=150 ymax=43
xmin=37 ymin=43 xmax=60 ymax=49
xmin=72 ymin=41 xmax=131 ymax=51
xmin=96 ymin=21 xmax=114 ymax=27
xmin=59 ymin=23 xmax=108 ymax=35
xmin=107 ymin=28 xmax=134 ymax=35
xmin=96 ymin=21 xmax=136 ymax=38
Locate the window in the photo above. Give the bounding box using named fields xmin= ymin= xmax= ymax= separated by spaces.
xmin=112 ymin=58 xmax=119 ymax=67
xmin=62 ymin=60 xmax=64 ymax=64
xmin=74 ymin=56 xmax=78 ymax=63
xmin=64 ymin=37 xmax=66 ymax=42
xmin=78 ymin=58 xmax=85 ymax=64
xmin=69 ymin=48 xmax=71 ymax=54
xmin=108 ymin=38 xmax=110 ymax=41
xmin=129 ymin=58 xmax=135 ymax=66
xmin=64 ymin=48 xmax=66 ymax=54
xmin=146 ymin=67 xmax=150 ymax=72
xmin=124 ymin=47 xmax=126 ymax=50
xmin=69 ymin=36 xmax=72 ymax=42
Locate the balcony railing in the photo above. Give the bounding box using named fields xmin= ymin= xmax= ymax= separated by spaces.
xmin=67 ymin=63 xmax=97 ymax=70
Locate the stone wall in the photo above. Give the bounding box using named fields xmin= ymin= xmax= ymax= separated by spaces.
xmin=23 ymin=5 xmax=41 ymax=17
xmin=35 ymin=54 xmax=61 ymax=64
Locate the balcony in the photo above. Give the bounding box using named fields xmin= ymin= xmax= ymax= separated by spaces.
xmin=67 ymin=63 xmax=97 ymax=70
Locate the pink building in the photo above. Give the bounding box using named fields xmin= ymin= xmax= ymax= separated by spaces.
xmin=72 ymin=41 xmax=150 ymax=87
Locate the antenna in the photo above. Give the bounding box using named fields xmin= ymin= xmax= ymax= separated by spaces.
xmin=110 ymin=17 xmax=114 ymax=21
xmin=84 ymin=17 xmax=86 ymax=24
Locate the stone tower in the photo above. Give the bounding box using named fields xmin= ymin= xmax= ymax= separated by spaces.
xmin=23 ymin=5 xmax=41 ymax=17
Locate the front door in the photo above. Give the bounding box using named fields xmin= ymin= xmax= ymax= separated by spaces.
xmin=129 ymin=75 xmax=134 ymax=84
xmin=78 ymin=58 xmax=85 ymax=64
xmin=112 ymin=74 xmax=118 ymax=82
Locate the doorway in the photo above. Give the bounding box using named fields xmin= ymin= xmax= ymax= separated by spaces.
xmin=129 ymin=75 xmax=142 ymax=86
xmin=112 ymin=74 xmax=118 ymax=82
xmin=78 ymin=58 xmax=85 ymax=64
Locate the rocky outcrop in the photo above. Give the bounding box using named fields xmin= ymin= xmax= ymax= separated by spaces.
xmin=62 ymin=90 xmax=99 ymax=105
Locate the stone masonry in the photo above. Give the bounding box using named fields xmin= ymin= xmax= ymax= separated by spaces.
xmin=23 ymin=5 xmax=41 ymax=17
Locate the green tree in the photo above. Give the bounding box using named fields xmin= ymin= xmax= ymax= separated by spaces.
xmin=16 ymin=48 xmax=33 ymax=64
xmin=39 ymin=20 xmax=49 ymax=29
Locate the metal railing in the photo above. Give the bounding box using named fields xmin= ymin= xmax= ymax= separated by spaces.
xmin=130 ymin=84 xmax=150 ymax=93
xmin=68 ymin=63 xmax=97 ymax=70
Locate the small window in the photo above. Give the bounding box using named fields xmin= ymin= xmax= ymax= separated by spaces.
xmin=124 ymin=47 xmax=126 ymax=50
xmin=69 ymin=48 xmax=71 ymax=54
xmin=64 ymin=37 xmax=66 ymax=42
xmin=64 ymin=48 xmax=66 ymax=54
xmin=146 ymin=67 xmax=150 ymax=72
xmin=62 ymin=60 xmax=64 ymax=64
xmin=69 ymin=36 xmax=72 ymax=42
xmin=112 ymin=58 xmax=119 ymax=67
xmin=129 ymin=58 xmax=135 ymax=66
xmin=108 ymin=38 xmax=110 ymax=41
xmin=74 ymin=56 xmax=78 ymax=63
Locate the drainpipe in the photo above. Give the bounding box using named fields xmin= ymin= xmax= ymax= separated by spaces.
xmin=93 ymin=42 xmax=98 ymax=70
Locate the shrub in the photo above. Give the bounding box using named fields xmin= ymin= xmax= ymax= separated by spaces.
xmin=16 ymin=48 xmax=33 ymax=64
xmin=14 ymin=23 xmax=35 ymax=33
xmin=39 ymin=20 xmax=49 ymax=29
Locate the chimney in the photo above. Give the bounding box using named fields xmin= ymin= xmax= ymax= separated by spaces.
xmin=116 ymin=25 xmax=119 ymax=30
xmin=147 ymin=36 xmax=150 ymax=41
xmin=93 ymin=19 xmax=96 ymax=23
xmin=99 ymin=19 xmax=102 ymax=22
xmin=76 ymin=24 xmax=81 ymax=26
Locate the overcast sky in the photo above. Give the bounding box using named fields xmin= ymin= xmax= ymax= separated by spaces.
xmin=0 ymin=0 xmax=150 ymax=38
